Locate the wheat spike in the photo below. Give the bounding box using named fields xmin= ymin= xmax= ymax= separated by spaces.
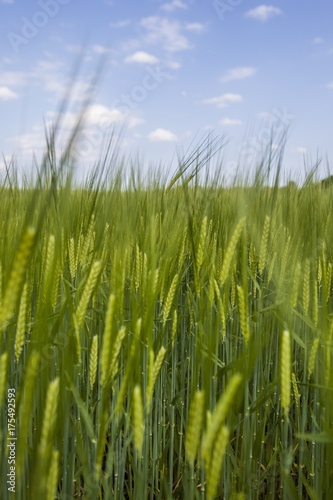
xmin=109 ymin=326 xmax=126 ymax=380
xmin=202 ymin=373 xmax=242 ymax=462
xmin=303 ymin=259 xmax=310 ymax=315
xmin=206 ymin=426 xmax=229 ymax=500
xmin=280 ymin=330 xmax=291 ymax=417
xmin=291 ymin=372 xmax=300 ymax=415
xmin=0 ymin=352 xmax=8 ymax=409
xmin=100 ymin=294 xmax=115 ymax=387
xmin=308 ymin=337 xmax=319 ymax=380
xmin=163 ymin=273 xmax=179 ymax=325
xmin=46 ymin=449 xmax=59 ymax=500
xmin=15 ymin=283 xmax=28 ymax=362
xmin=69 ymin=237 xmax=76 ymax=280
xmin=186 ymin=390 xmax=205 ymax=465
xmin=146 ymin=345 xmax=166 ymax=414
xmin=0 ymin=226 xmax=36 ymax=330
xmin=132 ymin=385 xmax=144 ymax=455
xmin=237 ymin=285 xmax=249 ymax=344
xmin=76 ymin=260 xmax=102 ymax=328
xmin=89 ymin=335 xmax=98 ymax=390
xmin=219 ymin=217 xmax=245 ymax=286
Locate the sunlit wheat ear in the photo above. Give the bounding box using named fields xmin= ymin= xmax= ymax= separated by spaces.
xmin=40 ymin=377 xmax=60 ymax=454
xmin=0 ymin=352 xmax=8 ymax=408
xmin=291 ymin=372 xmax=300 ymax=415
xmin=43 ymin=234 xmax=55 ymax=302
xmin=17 ymin=352 xmax=40 ymax=478
xmin=291 ymin=262 xmax=301 ymax=309
xmin=280 ymin=330 xmax=291 ymax=417
xmin=308 ymin=337 xmax=319 ymax=380
xmin=89 ymin=335 xmax=98 ymax=391
xmin=202 ymin=373 xmax=242 ymax=462
xmin=76 ymin=260 xmax=102 ymax=328
xmin=46 ymin=449 xmax=59 ymax=500
xmin=237 ymin=285 xmax=249 ymax=344
xmin=0 ymin=226 xmax=36 ymax=330
xmin=313 ymin=277 xmax=318 ymax=327
xmin=99 ymin=293 xmax=115 ymax=388
xmin=152 ymin=268 xmax=160 ymax=298
xmin=171 ymin=309 xmax=177 ymax=345
xmin=206 ymin=425 xmax=229 ymax=500
xmin=303 ymin=259 xmax=310 ymax=315
xmin=69 ymin=237 xmax=76 ymax=280
xmin=132 ymin=385 xmax=144 ymax=455
xmin=14 ymin=283 xmax=28 ymax=362
xmin=267 ymin=251 xmax=277 ymax=285
xmin=163 ymin=273 xmax=179 ymax=325
xmin=197 ymin=216 xmax=207 ymax=272
xmin=186 ymin=390 xmax=205 ymax=465
xmin=109 ymin=326 xmax=126 ymax=380
xmin=146 ymin=345 xmax=166 ymax=414
xmin=216 ymin=247 xmax=223 ymax=283
xmin=219 ymin=217 xmax=245 ymax=286
xmin=51 ymin=263 xmax=61 ymax=312
xmin=259 ymin=215 xmax=270 ymax=275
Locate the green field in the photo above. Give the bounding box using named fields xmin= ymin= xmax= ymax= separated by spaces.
xmin=0 ymin=137 xmax=333 ymax=499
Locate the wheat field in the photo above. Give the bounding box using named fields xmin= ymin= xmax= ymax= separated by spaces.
xmin=0 ymin=134 xmax=333 ymax=499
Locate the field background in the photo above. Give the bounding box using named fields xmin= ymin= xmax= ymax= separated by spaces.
xmin=0 ymin=138 xmax=333 ymax=499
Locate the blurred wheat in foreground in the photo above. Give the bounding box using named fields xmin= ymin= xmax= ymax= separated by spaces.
xmin=0 ymin=128 xmax=333 ymax=500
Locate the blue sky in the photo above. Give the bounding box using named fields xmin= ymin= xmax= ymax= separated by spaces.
xmin=0 ymin=0 xmax=333 ymax=182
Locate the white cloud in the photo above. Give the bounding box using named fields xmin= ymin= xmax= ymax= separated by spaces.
xmin=202 ymin=93 xmax=243 ymax=108
xmin=161 ymin=0 xmax=187 ymax=12
xmin=0 ymin=86 xmax=18 ymax=100
xmin=185 ymin=22 xmax=205 ymax=33
xmin=219 ymin=118 xmax=242 ymax=126
xmin=220 ymin=67 xmax=257 ymax=83
xmin=110 ymin=19 xmax=131 ymax=28
xmin=92 ymin=45 xmax=110 ymax=54
xmin=148 ymin=128 xmax=177 ymax=142
xmin=295 ymin=147 xmax=307 ymax=154
xmin=1 ymin=0 xmax=14 ymax=3
xmin=166 ymin=60 xmax=182 ymax=69
xmin=326 ymin=82 xmax=333 ymax=89
xmin=312 ymin=37 xmax=324 ymax=44
xmin=140 ymin=16 xmax=191 ymax=52
xmin=245 ymin=5 xmax=283 ymax=21
xmin=85 ymin=104 xmax=124 ymax=127
xmin=0 ymin=71 xmax=28 ymax=87
xmin=258 ymin=111 xmax=275 ymax=122
xmin=128 ymin=117 xmax=145 ymax=128
xmin=124 ymin=51 xmax=160 ymax=64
